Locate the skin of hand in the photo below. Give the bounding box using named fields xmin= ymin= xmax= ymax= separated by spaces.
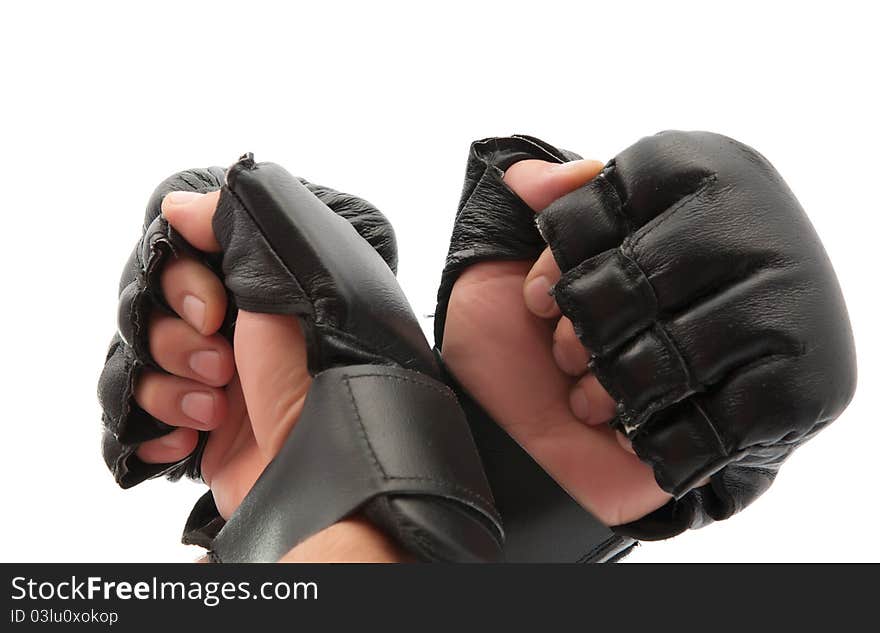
xmin=441 ymin=159 xmax=672 ymax=527
xmin=133 ymin=190 xmax=404 ymax=562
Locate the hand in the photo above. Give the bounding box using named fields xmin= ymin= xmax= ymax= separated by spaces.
xmin=131 ymin=190 xmax=311 ymax=519
xmin=441 ymin=159 xmax=671 ymax=527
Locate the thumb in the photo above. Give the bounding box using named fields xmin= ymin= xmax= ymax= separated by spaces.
xmin=504 ymin=159 xmax=604 ymax=213
xmin=161 ymin=190 xmax=222 ymax=252
xmin=502 ymin=159 xmax=604 ymax=317
xmin=234 ymin=310 xmax=312 ymax=460
xmin=163 ymin=189 xmax=311 ymax=460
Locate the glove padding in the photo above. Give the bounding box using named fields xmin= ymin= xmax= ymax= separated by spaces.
xmin=436 ymin=132 xmax=856 ymax=547
xmin=100 ymin=155 xmax=502 ymax=561
xmin=539 ymin=130 xmax=856 ymax=538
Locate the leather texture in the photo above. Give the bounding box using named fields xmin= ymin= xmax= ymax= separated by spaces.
xmin=435 ymin=136 xmax=634 ymax=561
xmin=207 ymin=365 xmax=500 ymax=562
xmin=98 ymin=167 xmax=396 ymax=488
xmin=100 ymin=154 xmax=502 ymax=562
xmin=438 ymin=132 xmax=857 ymax=542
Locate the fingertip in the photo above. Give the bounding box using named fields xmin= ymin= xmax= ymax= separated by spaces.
xmin=523 ymin=275 xmax=559 ymax=318
xmin=552 ymin=317 xmax=590 ymax=376
xmin=162 ymin=190 xmax=204 ymax=210
xmin=180 ymin=390 xmax=226 ymax=431
xmin=161 ymin=190 xmax=222 ymax=252
xmin=503 ymin=158 xmax=604 ymax=212
xmin=546 ymin=158 xmax=606 ymax=188
xmin=571 ymin=374 xmax=618 ymax=426
xmin=160 ymin=256 xmax=228 ymax=336
xmin=523 ymin=248 xmax=562 ymax=318
xmin=136 ymin=428 xmax=199 ymax=464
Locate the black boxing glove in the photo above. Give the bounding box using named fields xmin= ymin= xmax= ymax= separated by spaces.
xmin=99 ymin=155 xmax=502 ymax=562
xmin=436 ymin=132 xmax=856 ymax=554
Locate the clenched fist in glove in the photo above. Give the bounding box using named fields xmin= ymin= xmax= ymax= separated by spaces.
xmin=436 ymin=131 xmax=856 ymax=558
xmin=98 ymin=155 xmax=502 ymax=562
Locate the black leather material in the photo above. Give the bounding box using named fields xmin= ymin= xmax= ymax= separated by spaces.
xmin=435 ymin=136 xmax=580 ymax=348
xmin=435 ymin=137 xmax=634 ymax=562
xmin=208 ymin=365 xmax=501 ymax=562
xmin=98 ymin=167 xmax=397 ymax=489
xmin=539 ymin=131 xmax=857 ymax=539
xmin=438 ymin=133 xmax=857 ymax=543
xmin=187 ymin=155 xmax=501 ymax=561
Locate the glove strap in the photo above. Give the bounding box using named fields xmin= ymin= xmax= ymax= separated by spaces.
xmin=195 ymin=364 xmax=503 ymax=562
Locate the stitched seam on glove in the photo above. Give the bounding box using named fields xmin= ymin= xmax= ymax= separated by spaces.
xmin=342 ymin=374 xmax=497 ymax=511
xmin=601 ymin=161 xmax=634 ymax=235
xmin=628 ymin=175 xmax=717 ymax=256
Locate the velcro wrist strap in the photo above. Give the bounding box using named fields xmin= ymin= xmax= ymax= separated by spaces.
xmin=209 ymin=364 xmax=503 ymax=563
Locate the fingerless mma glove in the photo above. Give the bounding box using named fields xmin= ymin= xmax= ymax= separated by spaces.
xmin=99 ymin=155 xmax=502 ymax=562
xmin=435 ymin=131 xmax=856 ymax=557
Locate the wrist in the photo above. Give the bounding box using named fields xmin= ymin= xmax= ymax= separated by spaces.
xmin=279 ymin=513 xmax=410 ymax=563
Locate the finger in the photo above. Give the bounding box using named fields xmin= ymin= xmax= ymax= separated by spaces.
xmin=522 ymin=248 xmax=562 ymax=318
xmin=502 ymin=159 xmax=604 ymax=319
xmin=552 ymin=317 xmax=590 ymax=376
xmin=148 ymin=314 xmax=234 ymax=387
xmin=569 ymin=373 xmax=618 ymax=426
xmin=234 ymin=310 xmax=311 ymax=460
xmin=136 ymin=428 xmax=200 ymax=464
xmin=134 ymin=369 xmax=227 ymax=431
xmin=160 ymin=256 xmax=228 ymax=335
xmin=503 ymin=159 xmax=605 ymax=213
xmin=161 ymin=190 xmax=222 ymax=252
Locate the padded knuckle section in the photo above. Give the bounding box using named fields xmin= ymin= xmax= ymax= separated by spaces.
xmin=116 ymin=281 xmax=140 ymax=349
xmin=611 ymin=133 xmax=716 ymax=228
xmin=140 ymin=215 xmax=173 ymax=273
xmin=99 ymin=336 xmax=187 ymax=486
xmin=98 ymin=338 xmax=135 ymax=430
xmin=632 ymin=400 xmax=731 ymax=497
xmin=537 ymin=173 xmax=627 ymax=272
xmin=596 ymin=326 xmax=693 ymax=426
xmin=555 ymin=249 xmax=656 ymax=354
xmin=117 ymin=215 xmax=179 ymax=360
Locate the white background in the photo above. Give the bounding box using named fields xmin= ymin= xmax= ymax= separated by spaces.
xmin=0 ymin=1 xmax=876 ymax=562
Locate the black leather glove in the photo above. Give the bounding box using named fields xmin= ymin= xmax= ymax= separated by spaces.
xmin=436 ymin=132 xmax=856 ymax=554
xmin=100 ymin=155 xmax=502 ymax=562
